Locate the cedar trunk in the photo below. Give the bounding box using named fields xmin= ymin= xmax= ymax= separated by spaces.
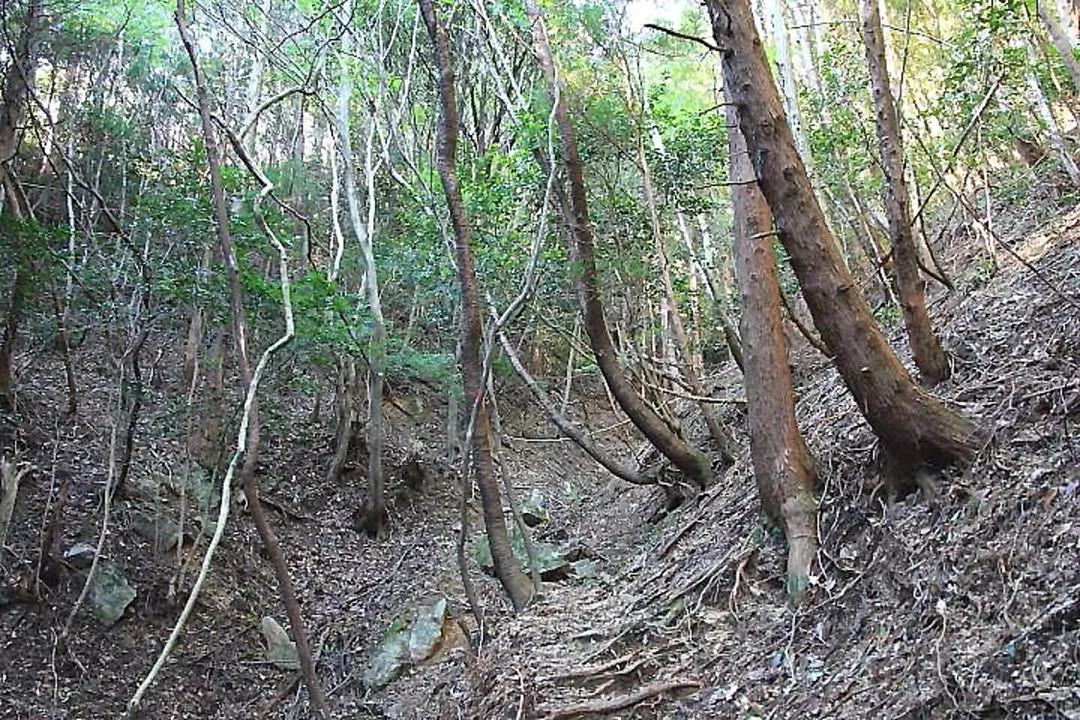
xmin=705 ymin=0 xmax=979 ymax=479
xmin=527 ymin=3 xmax=712 ymax=488
xmin=419 ymin=0 xmax=533 ymax=611
xmin=860 ymin=0 xmax=950 ymax=384
xmin=727 ymin=105 xmax=817 ymax=600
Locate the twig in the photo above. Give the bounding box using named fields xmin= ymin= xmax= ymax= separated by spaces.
xmin=778 ymin=288 xmax=832 ymax=357
xmin=538 ymin=677 xmax=700 ymax=719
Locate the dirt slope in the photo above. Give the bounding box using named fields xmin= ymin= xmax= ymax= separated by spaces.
xmin=1 ymin=198 xmax=1078 ymax=720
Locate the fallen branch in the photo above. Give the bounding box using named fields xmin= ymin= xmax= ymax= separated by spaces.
xmin=538 ymin=677 xmax=700 ymax=719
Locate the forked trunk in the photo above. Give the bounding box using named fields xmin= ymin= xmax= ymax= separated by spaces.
xmin=419 ymin=0 xmax=533 ymax=610
xmin=175 ymin=3 xmax=328 ymax=712
xmin=705 ymin=0 xmax=979 ymax=481
xmin=860 ymin=0 xmax=950 ymax=384
xmin=527 ymin=2 xmax=712 ymax=488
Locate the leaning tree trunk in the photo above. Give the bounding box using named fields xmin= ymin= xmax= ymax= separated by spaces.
xmin=419 ymin=0 xmax=533 ymax=611
xmin=727 ymin=103 xmax=817 ymax=601
xmin=704 ymin=0 xmax=979 ymax=485
xmin=1028 ymin=43 xmax=1080 ymax=188
xmin=1039 ymin=1 xmax=1080 ymax=92
xmin=175 ymin=3 xmax=329 ymax=713
xmin=0 ymin=0 xmax=41 ymax=408
xmin=860 ymin=0 xmax=950 ymax=385
xmin=527 ymin=2 xmax=712 ymax=488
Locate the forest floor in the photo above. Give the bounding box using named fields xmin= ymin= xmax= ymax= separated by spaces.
xmin=1 ymin=183 xmax=1079 ymax=719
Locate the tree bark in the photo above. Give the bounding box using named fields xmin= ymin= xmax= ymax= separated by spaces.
xmin=527 ymin=2 xmax=713 ymax=488
xmin=419 ymin=0 xmax=533 ymax=611
xmin=1039 ymin=1 xmax=1080 ymax=93
xmin=704 ymin=0 xmax=979 ymax=481
xmin=175 ymin=3 xmax=329 ymax=714
xmin=0 ymin=0 xmax=41 ymax=408
xmin=860 ymin=0 xmax=950 ymax=384
xmin=727 ymin=103 xmax=817 ymax=601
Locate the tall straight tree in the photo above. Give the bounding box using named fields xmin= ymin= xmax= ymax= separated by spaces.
xmin=335 ymin=0 xmax=389 ymax=537
xmin=418 ymin=0 xmax=533 ymax=611
xmin=726 ymin=102 xmax=817 ymax=599
xmin=704 ymin=0 xmax=979 ymax=484
xmin=860 ymin=0 xmax=950 ymax=385
xmin=526 ymin=2 xmax=713 ymax=489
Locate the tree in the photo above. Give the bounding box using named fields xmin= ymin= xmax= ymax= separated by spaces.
xmin=335 ymin=0 xmax=389 ymax=538
xmin=526 ymin=1 xmax=714 ymax=489
xmin=173 ymin=1 xmax=329 ymax=712
xmin=419 ymin=0 xmax=534 ymax=611
xmin=0 ymin=0 xmax=41 ymax=408
xmin=1039 ymin=0 xmax=1080 ymax=92
xmin=860 ymin=0 xmax=951 ymax=385
xmin=726 ymin=99 xmax=817 ymax=600
xmin=704 ymin=0 xmax=979 ymax=485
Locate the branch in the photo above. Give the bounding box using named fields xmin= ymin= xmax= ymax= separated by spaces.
xmin=644 ymin=23 xmax=725 ymax=53
xmin=538 ymin=678 xmax=701 ymax=719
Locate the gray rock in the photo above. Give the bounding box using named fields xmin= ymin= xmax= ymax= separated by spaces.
xmin=64 ymin=543 xmax=97 ymax=569
xmin=260 ymin=616 xmax=300 ymax=671
xmin=519 ymin=488 xmax=549 ymax=527
xmin=363 ymin=597 xmax=452 ymax=690
xmin=132 ymin=512 xmax=182 ymax=551
xmin=89 ymin=560 xmax=136 ymax=627
xmin=472 ymin=524 xmax=583 ymax=581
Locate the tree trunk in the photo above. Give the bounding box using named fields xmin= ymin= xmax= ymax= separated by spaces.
xmin=1039 ymin=1 xmax=1080 ymax=92
xmin=175 ymin=3 xmax=329 ymax=713
xmin=696 ymin=216 xmax=745 ymax=371
xmin=1028 ymin=44 xmax=1080 ymax=188
xmin=763 ymin=0 xmax=812 ymax=170
xmin=727 ymin=103 xmax=817 ymax=601
xmin=419 ymin=0 xmax=533 ymax=611
xmin=326 ymin=354 xmax=357 ymax=483
xmin=336 ymin=0 xmax=388 ymax=538
xmin=704 ymin=0 xmax=979 ymax=482
xmin=0 ymin=0 xmax=41 ymax=408
xmin=527 ymin=2 xmax=712 ymax=488
xmin=860 ymin=0 xmax=950 ymax=385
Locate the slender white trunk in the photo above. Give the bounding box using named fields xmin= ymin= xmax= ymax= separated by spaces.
xmin=763 ymin=0 xmax=812 ymax=170
xmin=337 ymin=0 xmax=388 ymax=534
xmin=1029 ymin=45 xmax=1080 ymax=187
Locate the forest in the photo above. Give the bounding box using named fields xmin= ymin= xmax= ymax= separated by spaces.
xmin=0 ymin=0 xmax=1078 ymax=716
